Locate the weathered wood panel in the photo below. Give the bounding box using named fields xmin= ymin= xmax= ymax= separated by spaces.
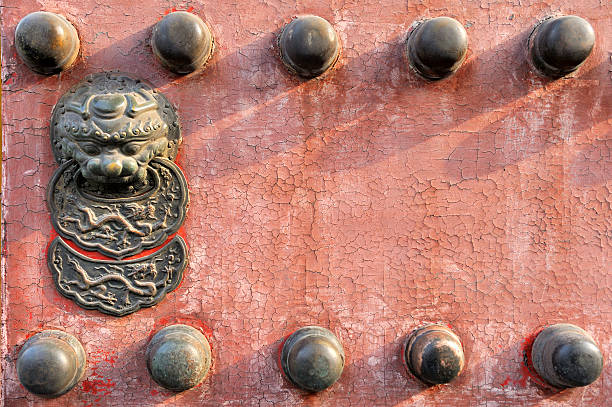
xmin=1 ymin=0 xmax=610 ymax=405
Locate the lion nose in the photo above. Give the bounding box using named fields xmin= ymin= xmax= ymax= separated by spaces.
xmin=101 ymin=158 xmax=123 ymax=177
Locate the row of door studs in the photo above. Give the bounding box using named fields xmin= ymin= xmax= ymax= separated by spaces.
xmin=16 ymin=322 xmax=603 ymax=398
xmin=14 ymin=11 xmax=596 ymax=80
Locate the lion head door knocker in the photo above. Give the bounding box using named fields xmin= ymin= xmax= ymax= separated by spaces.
xmin=46 ymin=72 xmax=189 ymax=316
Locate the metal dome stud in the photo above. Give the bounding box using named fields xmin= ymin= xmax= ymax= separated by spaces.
xmin=279 ymin=15 xmax=340 ymax=78
xmin=17 ymin=330 xmax=86 ymax=397
xmin=280 ymin=326 xmax=345 ymax=392
xmin=152 ymin=11 xmax=214 ymax=74
xmin=146 ymin=325 xmax=212 ymax=391
xmin=404 ymin=324 xmax=465 ymax=385
xmin=532 ymin=324 xmax=603 ymax=388
xmin=406 ymin=17 xmax=468 ymax=80
xmin=529 ymin=15 xmax=595 ymax=78
xmin=15 ymin=11 xmax=80 ymax=75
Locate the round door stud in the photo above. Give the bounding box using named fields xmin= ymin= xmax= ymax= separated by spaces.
xmin=406 ymin=17 xmax=468 ymax=80
xmin=404 ymin=324 xmax=465 ymax=385
xmin=532 ymin=324 xmax=603 ymax=388
xmin=529 ymin=16 xmax=595 ymax=78
xmin=146 ymin=324 xmax=212 ymax=391
xmin=15 ymin=11 xmax=80 ymax=75
xmin=16 ymin=330 xmax=86 ymax=397
xmin=279 ymin=15 xmax=340 ymax=78
xmin=280 ymin=326 xmax=345 ymax=392
xmin=151 ymin=11 xmax=214 ymax=74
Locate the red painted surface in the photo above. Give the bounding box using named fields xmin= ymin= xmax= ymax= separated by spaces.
xmin=1 ymin=0 xmax=611 ymax=405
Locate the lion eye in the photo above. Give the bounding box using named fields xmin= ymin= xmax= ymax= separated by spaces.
xmin=80 ymin=143 xmax=100 ymax=155
xmin=122 ymin=142 xmax=141 ymax=155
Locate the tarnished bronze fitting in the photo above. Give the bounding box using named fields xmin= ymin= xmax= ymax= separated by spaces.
xmin=15 ymin=11 xmax=80 ymax=75
xmin=151 ymin=11 xmax=214 ymax=74
xmin=532 ymin=324 xmax=603 ymax=388
xmin=406 ymin=17 xmax=468 ymax=80
xmin=404 ymin=324 xmax=465 ymax=385
xmin=529 ymin=16 xmax=595 ymax=78
xmin=17 ymin=330 xmax=86 ymax=397
xmin=146 ymin=324 xmax=212 ymax=391
xmin=280 ymin=326 xmax=345 ymax=392
xmin=279 ymin=15 xmax=340 ymax=78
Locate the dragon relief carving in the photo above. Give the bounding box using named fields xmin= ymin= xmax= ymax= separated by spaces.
xmin=46 ymin=72 xmax=189 ymax=316
xmin=48 ymin=236 xmax=187 ymax=316
xmin=48 ymin=159 xmax=187 ymax=259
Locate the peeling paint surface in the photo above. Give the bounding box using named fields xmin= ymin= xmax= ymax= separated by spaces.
xmin=1 ymin=0 xmax=611 ymax=406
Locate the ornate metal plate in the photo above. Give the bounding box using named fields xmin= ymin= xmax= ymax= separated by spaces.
xmin=45 ymin=71 xmax=190 ymax=316
xmin=47 ymin=158 xmax=188 ymax=259
xmin=48 ymin=235 xmax=188 ymax=317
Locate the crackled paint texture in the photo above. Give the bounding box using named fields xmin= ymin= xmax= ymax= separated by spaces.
xmin=1 ymin=0 xmax=611 ymax=406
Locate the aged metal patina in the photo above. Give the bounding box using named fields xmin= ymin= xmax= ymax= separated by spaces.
xmin=146 ymin=325 xmax=212 ymax=391
xmin=50 ymin=72 xmax=182 ymax=183
xmin=48 ymin=157 xmax=188 ymax=259
xmin=48 ymin=236 xmax=188 ymax=317
xmin=17 ymin=330 xmax=86 ymax=398
xmin=280 ymin=326 xmax=344 ymax=392
xmin=46 ymin=72 xmax=189 ymax=316
xmin=48 ymin=72 xmax=187 ymax=259
xmin=531 ymin=323 xmax=603 ymax=388
xmin=406 ymin=17 xmax=469 ymax=80
xmin=404 ymin=324 xmax=465 ymax=385
xmin=279 ymin=15 xmax=340 ymax=78
xmin=15 ymin=11 xmax=80 ymax=75
xmin=152 ymin=11 xmax=214 ymax=74
xmin=529 ymin=15 xmax=595 ymax=78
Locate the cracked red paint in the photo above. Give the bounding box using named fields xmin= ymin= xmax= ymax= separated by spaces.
xmin=159 ymin=7 xmax=197 ymax=21
xmin=81 ymin=378 xmax=115 ymax=396
xmin=500 ymin=330 xmax=548 ymax=389
xmin=2 ymin=0 xmax=611 ymax=406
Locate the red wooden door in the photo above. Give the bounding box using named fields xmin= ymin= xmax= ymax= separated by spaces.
xmin=2 ymin=0 xmax=610 ymax=405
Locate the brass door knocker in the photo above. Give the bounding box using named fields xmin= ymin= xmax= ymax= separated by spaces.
xmin=47 ymin=72 xmax=189 ymax=316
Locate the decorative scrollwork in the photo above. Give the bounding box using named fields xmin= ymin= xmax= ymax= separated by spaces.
xmin=48 ymin=158 xmax=188 ymax=259
xmin=46 ymin=72 xmax=190 ymax=316
xmin=48 ymin=236 xmax=187 ymax=317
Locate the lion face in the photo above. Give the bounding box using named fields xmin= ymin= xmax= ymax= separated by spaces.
xmin=51 ymin=73 xmax=181 ymax=185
